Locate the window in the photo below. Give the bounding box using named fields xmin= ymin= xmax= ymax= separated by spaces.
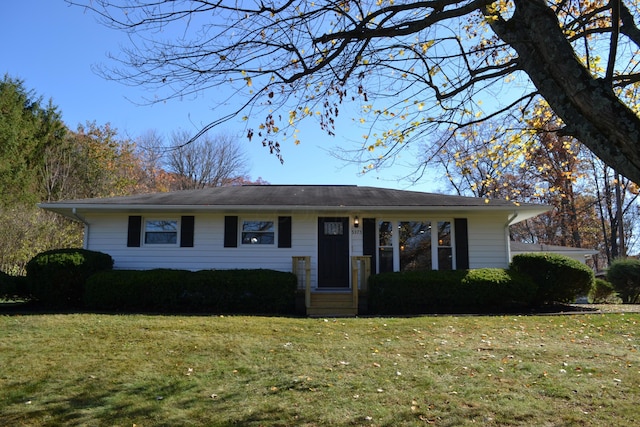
xmin=399 ymin=221 xmax=432 ymax=271
xmin=378 ymin=221 xmax=394 ymax=273
xmin=437 ymin=221 xmax=453 ymax=270
xmin=242 ymin=220 xmax=275 ymax=244
xmin=376 ymin=219 xmax=455 ymax=272
xmin=144 ymin=220 xmax=178 ymax=245
xmin=324 ymin=221 xmax=344 ymax=235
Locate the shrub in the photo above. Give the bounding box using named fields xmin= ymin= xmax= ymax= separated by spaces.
xmin=606 ymin=259 xmax=640 ymax=303
xmin=589 ymin=278 xmax=619 ymax=304
xmin=460 ymin=268 xmax=537 ymax=309
xmin=368 ymin=270 xmax=462 ymax=314
xmin=26 ymin=249 xmax=113 ymax=308
xmin=368 ymin=268 xmax=536 ymax=314
xmin=0 ymin=271 xmax=29 ymax=300
xmin=510 ymin=253 xmax=594 ymax=305
xmin=84 ymin=268 xmax=297 ymax=314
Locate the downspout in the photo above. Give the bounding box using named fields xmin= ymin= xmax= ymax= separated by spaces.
xmin=72 ymin=208 xmax=90 ymax=250
xmin=505 ymin=212 xmax=518 ymax=263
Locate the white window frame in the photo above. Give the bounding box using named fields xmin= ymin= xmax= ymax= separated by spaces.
xmin=240 ymin=219 xmax=276 ymax=245
xmin=143 ymin=218 xmax=179 ymax=246
xmin=376 ymin=218 xmax=456 ymax=272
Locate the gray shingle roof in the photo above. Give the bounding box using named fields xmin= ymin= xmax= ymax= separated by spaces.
xmin=41 ymin=185 xmax=541 ymax=208
xmin=39 ymin=185 xmax=549 ymax=225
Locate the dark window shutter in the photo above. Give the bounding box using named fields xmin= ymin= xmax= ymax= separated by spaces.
xmin=224 ymin=216 xmax=238 ymax=248
xmin=363 ymin=218 xmax=377 ymax=274
xmin=454 ymin=218 xmax=469 ymax=270
xmin=180 ymin=216 xmax=195 ymax=247
xmin=278 ymin=216 xmax=292 ymax=248
xmin=127 ymin=215 xmax=142 ymax=247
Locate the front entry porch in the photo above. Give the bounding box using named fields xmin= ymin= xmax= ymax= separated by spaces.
xmin=293 ymin=256 xmax=371 ymax=317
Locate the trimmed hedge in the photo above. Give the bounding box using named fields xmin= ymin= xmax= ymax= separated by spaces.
xmin=589 ymin=278 xmax=618 ymax=304
xmin=84 ymin=268 xmax=297 ymax=314
xmin=25 ymin=249 xmax=114 ymax=307
xmin=0 ymin=271 xmax=29 ymax=300
xmin=510 ymin=253 xmax=594 ymax=305
xmin=606 ymin=259 xmax=640 ymax=303
xmin=368 ymin=268 xmax=536 ymax=314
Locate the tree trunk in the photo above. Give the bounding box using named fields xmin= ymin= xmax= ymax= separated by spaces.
xmin=487 ymin=0 xmax=640 ymax=184
xmin=615 ymin=173 xmax=626 ymax=257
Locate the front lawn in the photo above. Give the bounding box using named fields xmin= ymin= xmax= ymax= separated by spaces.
xmin=0 ymin=313 xmax=638 ymax=426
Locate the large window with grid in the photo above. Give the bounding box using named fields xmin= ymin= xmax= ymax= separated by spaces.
xmin=378 ymin=219 xmax=454 ymax=272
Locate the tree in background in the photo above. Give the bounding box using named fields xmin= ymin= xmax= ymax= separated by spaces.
xmin=135 ymin=129 xmax=168 ymax=192
xmin=166 ymin=131 xmax=250 ymax=190
xmin=0 ymin=76 xmax=80 ymax=273
xmin=67 ymin=122 xmax=143 ymax=198
xmin=0 ymin=75 xmax=66 ymax=206
xmin=1 ymin=74 xmax=263 ymax=274
xmin=435 ymin=104 xmax=639 ymax=270
xmin=587 ymin=154 xmax=640 ymax=264
xmin=41 ymin=122 xmax=145 ymax=201
xmin=70 ymin=1 xmax=640 ymax=185
xmin=432 ymin=122 xmax=525 ymax=200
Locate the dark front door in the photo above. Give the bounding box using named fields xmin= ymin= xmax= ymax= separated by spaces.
xmin=318 ymin=217 xmax=350 ymax=288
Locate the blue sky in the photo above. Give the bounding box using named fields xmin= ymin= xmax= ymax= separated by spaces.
xmin=2 ymin=1 xmax=443 ymax=192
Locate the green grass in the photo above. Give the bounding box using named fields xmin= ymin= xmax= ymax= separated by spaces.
xmin=1 ymin=313 xmax=639 ymax=426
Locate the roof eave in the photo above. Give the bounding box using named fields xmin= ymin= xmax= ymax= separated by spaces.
xmin=39 ymin=202 xmax=550 ymax=217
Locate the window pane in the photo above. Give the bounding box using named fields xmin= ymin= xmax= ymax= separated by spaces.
xmin=438 ymin=248 xmax=453 ymax=270
xmin=146 ymin=220 xmax=177 ymax=232
xmin=378 ymin=221 xmax=393 ymax=273
xmin=378 ymin=221 xmax=393 ymax=247
xmin=399 ymin=221 xmax=432 ymax=271
xmin=144 ymin=220 xmax=177 ymax=244
xmin=242 ymin=232 xmax=275 ymax=244
xmin=378 ymin=247 xmax=394 ymax=273
xmin=242 ymin=221 xmax=274 ymax=232
xmin=324 ymin=222 xmax=343 ymax=235
xmin=242 ymin=221 xmax=274 ymax=244
xmin=437 ymin=221 xmax=451 ymax=247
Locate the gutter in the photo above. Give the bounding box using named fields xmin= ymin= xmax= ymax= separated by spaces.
xmin=72 ymin=208 xmax=90 ymax=250
xmin=505 ymin=211 xmax=518 ymax=262
xmin=71 ymin=207 xmax=89 ymax=225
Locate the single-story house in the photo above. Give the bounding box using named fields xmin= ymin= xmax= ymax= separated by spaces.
xmin=39 ymin=185 xmax=549 ymax=315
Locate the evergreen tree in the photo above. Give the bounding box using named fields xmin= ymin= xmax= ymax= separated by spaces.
xmin=0 ymin=75 xmax=65 ymax=206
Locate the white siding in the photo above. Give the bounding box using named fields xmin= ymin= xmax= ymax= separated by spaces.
xmin=85 ymin=212 xmax=320 ymax=286
xmin=467 ymin=213 xmax=511 ymax=268
xmin=83 ymin=209 xmax=514 ymax=287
